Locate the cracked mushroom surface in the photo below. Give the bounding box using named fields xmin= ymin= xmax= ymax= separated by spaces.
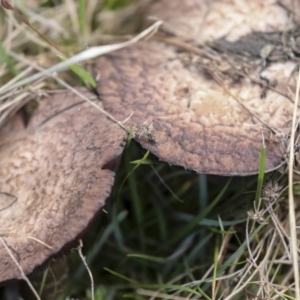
xmin=96 ymin=0 xmax=298 ymax=175
xmin=0 ymin=90 xmax=126 ymax=283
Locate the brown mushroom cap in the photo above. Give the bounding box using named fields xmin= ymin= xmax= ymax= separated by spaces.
xmin=146 ymin=0 xmax=291 ymax=43
xmin=0 ymin=90 xmax=126 ymax=283
xmin=96 ymin=0 xmax=297 ymax=175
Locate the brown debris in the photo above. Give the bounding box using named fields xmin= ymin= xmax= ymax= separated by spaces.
xmin=0 ymin=90 xmax=126 ymax=283
xmin=96 ymin=0 xmax=299 ymax=175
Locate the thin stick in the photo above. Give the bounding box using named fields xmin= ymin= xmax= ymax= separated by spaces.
xmin=8 ymin=50 xmax=130 ymax=133
xmin=1 ymin=0 xmax=63 ymax=53
xmin=288 ymin=66 xmax=300 ymax=299
xmin=149 ymin=164 xmax=183 ymax=203
xmin=0 ymin=237 xmax=41 ymax=300
xmin=0 ymin=21 xmax=162 ymax=96
xmin=0 ymin=233 xmax=52 ymax=249
xmin=77 ymin=239 xmax=94 ymax=300
xmin=211 ymin=73 xmax=277 ymax=134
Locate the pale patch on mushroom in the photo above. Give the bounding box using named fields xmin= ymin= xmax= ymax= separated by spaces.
xmin=0 ymin=89 xmax=126 ymax=283
xmin=96 ymin=0 xmax=299 ymax=175
xmin=147 ymin=0 xmax=291 ymax=43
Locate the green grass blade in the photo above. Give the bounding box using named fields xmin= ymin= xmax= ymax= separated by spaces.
xmin=212 ymin=240 xmax=219 ymax=299
xmin=219 ymin=213 xmax=272 ymax=273
xmin=104 ymin=268 xmax=139 ymax=284
xmin=58 ymin=55 xmax=96 ymax=87
xmin=118 ymin=151 xmax=150 ymax=197
xmin=133 ymin=284 xmax=204 ymax=297
xmin=255 ymin=145 xmax=266 ymax=207
xmin=128 ymin=254 xmax=169 ymax=263
xmin=74 ymin=210 xmax=128 ymax=279
xmin=167 ymin=178 xmax=232 ymax=246
xmin=78 ymin=0 xmax=87 ymax=41
xmin=126 ymin=126 xmax=134 ymax=148
xmin=0 ymin=41 xmax=17 ymax=76
xmin=218 ymin=215 xmax=225 ymax=239
xmin=38 ymin=268 xmax=49 ymax=297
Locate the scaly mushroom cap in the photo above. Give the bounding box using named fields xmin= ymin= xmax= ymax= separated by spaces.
xmin=0 ymin=90 xmax=126 ymax=283
xmin=96 ymin=0 xmax=297 ymax=175
xmin=146 ymin=0 xmax=291 ymax=43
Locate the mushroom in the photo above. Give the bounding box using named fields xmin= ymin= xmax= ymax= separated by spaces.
xmin=0 ymin=89 xmax=126 ymax=284
xmin=96 ymin=0 xmax=297 ymax=175
xmin=145 ymin=0 xmax=291 ymax=43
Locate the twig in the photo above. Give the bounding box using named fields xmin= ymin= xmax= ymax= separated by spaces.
xmin=0 ymin=237 xmax=41 ymax=300
xmin=211 ymin=73 xmax=277 ymax=134
xmin=77 ymin=239 xmax=94 ymax=300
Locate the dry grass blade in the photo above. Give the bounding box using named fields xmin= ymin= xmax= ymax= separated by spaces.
xmin=77 ymin=240 xmax=94 ymax=300
xmin=0 ymin=49 xmax=137 ymax=157
xmin=288 ymin=67 xmax=300 ymax=299
xmin=0 ymin=233 xmax=52 ymax=249
xmin=1 ymin=0 xmax=62 ymax=53
xmin=0 ymin=237 xmax=41 ymax=300
xmin=0 ymin=20 xmax=162 ymax=96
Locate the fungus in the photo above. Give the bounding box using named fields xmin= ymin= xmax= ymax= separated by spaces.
xmin=0 ymin=89 xmax=126 ymax=283
xmin=96 ymin=0 xmax=298 ymax=175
